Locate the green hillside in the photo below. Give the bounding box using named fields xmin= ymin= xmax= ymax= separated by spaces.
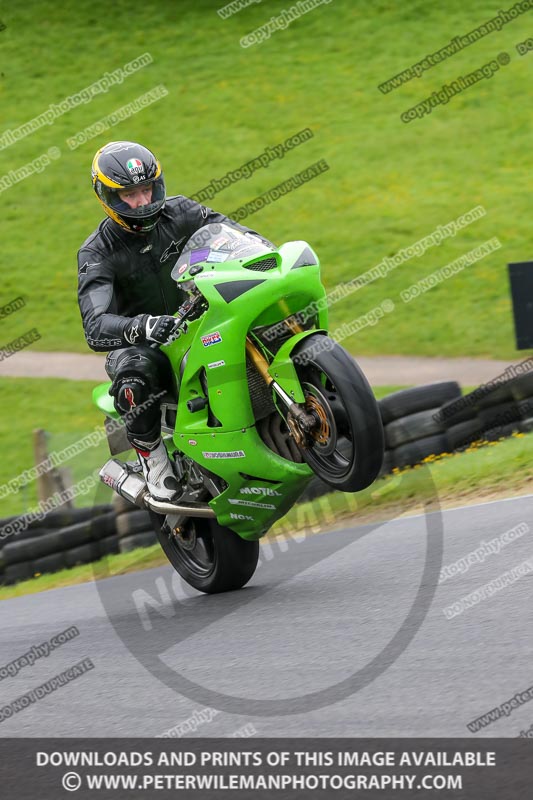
xmin=0 ymin=0 xmax=531 ymax=358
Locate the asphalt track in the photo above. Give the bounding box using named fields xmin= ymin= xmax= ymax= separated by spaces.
xmin=0 ymin=494 xmax=531 ymax=738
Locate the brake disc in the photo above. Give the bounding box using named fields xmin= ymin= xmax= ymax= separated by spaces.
xmin=301 ymin=381 xmax=338 ymax=456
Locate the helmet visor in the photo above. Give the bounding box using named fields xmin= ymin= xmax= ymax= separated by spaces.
xmin=99 ymin=174 xmax=166 ymax=220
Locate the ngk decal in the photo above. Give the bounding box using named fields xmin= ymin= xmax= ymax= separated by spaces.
xmin=230 ymin=512 xmax=253 ymax=521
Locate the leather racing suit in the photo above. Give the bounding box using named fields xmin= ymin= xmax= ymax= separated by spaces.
xmin=78 ymin=195 xmax=273 ymax=446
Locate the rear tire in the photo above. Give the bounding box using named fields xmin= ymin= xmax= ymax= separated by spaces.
xmin=150 ymin=512 xmax=259 ymax=594
xmin=290 ymin=335 xmax=384 ymax=491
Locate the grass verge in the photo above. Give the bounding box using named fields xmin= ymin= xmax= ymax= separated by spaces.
xmin=0 ymin=0 xmax=531 ymax=359
xmin=0 ymin=377 xmax=110 ymax=517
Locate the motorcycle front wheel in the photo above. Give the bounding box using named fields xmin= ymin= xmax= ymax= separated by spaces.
xmin=290 ymin=334 xmax=384 ymax=492
xmin=150 ymin=512 xmax=259 ymax=594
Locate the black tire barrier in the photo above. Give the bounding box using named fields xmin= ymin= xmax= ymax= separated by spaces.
xmin=519 ymin=417 xmax=533 ymax=433
xmin=517 ymin=396 xmax=533 ymax=419
xmin=90 ymin=510 xmax=117 ymax=539
xmin=510 ymin=373 xmax=533 ymax=401
xmin=384 ymin=407 xmax=445 ymax=450
xmin=29 ymin=504 xmax=112 ymax=531
xmin=118 ymin=531 xmax=158 ymax=553
xmin=0 ymin=517 xmax=18 ymax=538
xmin=2 ymin=531 xmax=63 ymax=566
xmin=481 ymin=422 xmax=521 ymax=441
xmin=438 ymin=396 xmax=479 ymax=427
xmin=445 ymin=418 xmax=485 ymax=450
xmin=475 ymin=381 xmax=515 ymax=410
xmin=16 ymin=526 xmax=55 ymax=543
xmin=64 ymin=543 xmax=101 ymax=569
xmin=478 ymin=401 xmax=522 ymax=429
xmin=116 ymin=509 xmax=152 ymax=539
xmin=58 ymin=517 xmax=111 ymax=550
xmin=33 ymin=552 xmax=66 ymax=576
xmin=112 ymin=494 xmax=139 ymax=515
xmin=0 ymin=506 xmax=113 ymax=543
xmin=443 ymin=370 xmax=533 ymax=421
xmin=392 ymin=434 xmax=449 ymax=470
xmin=57 ymin=520 xmax=99 ymax=551
xmin=3 ymin=561 xmax=34 ymax=586
xmin=379 ymin=382 xmax=461 ymax=425
xmin=2 ymin=511 xmax=119 ymax=566
xmin=0 ymin=526 xmax=49 ymax=548
xmin=98 ymin=534 xmax=120 ymax=557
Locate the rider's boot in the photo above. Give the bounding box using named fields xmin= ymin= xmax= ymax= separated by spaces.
xmin=130 ymin=434 xmax=181 ymax=502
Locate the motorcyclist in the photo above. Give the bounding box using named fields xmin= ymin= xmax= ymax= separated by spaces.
xmin=78 ymin=140 xmax=273 ymax=502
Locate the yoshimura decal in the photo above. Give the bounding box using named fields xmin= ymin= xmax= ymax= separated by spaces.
xmin=202 ymin=450 xmax=246 ymax=459
xmin=201 ymin=332 xmax=222 ymax=347
xmin=229 ymin=499 xmax=276 ymax=510
xmin=208 ymin=360 xmax=225 ymax=369
xmin=230 ymin=512 xmax=253 ymax=521
xmin=239 ymin=486 xmax=282 ymax=496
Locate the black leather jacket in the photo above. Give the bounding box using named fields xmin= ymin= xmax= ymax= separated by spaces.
xmin=78 ymin=195 xmax=272 ymax=352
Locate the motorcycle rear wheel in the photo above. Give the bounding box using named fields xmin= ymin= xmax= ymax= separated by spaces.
xmin=150 ymin=512 xmax=259 ymax=594
xmin=290 ymin=334 xmax=384 ymax=492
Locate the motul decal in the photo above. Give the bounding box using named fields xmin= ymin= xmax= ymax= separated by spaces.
xmin=239 ymin=486 xmax=282 ymax=496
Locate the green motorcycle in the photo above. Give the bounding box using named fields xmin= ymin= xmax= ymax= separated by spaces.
xmin=95 ymin=223 xmax=384 ymax=593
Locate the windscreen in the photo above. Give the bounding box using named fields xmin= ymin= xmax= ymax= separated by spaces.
xmin=171 ymin=223 xmax=272 ymax=280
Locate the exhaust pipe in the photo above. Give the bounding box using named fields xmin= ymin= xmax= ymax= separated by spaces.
xmin=99 ymin=459 xmax=216 ymax=518
xmin=145 ymin=497 xmax=215 ymax=517
xmin=99 ymin=459 xmax=147 ymax=507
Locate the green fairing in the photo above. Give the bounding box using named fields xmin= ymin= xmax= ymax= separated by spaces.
xmin=93 ymin=382 xmax=117 ymax=418
xmin=93 ymin=229 xmax=329 ymax=540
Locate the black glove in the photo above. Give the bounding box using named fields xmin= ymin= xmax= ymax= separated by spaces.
xmin=124 ymin=314 xmax=187 ymax=346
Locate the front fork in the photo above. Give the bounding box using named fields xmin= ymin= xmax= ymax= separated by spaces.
xmin=245 ymin=336 xmax=317 ymax=447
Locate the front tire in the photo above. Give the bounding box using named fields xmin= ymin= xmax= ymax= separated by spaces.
xmin=150 ymin=512 xmax=259 ymax=594
xmin=290 ymin=334 xmax=384 ymax=492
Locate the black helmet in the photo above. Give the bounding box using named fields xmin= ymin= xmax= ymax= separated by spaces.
xmin=91 ymin=141 xmax=166 ymax=234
